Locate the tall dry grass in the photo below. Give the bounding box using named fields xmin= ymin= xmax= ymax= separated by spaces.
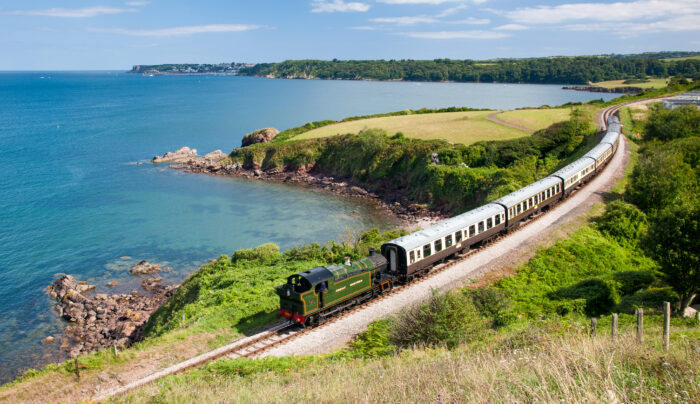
xmin=111 ymin=328 xmax=699 ymax=403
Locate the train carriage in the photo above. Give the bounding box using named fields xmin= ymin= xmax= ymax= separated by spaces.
xmin=381 ymin=203 xmax=505 ymax=281
xmin=601 ymin=130 xmax=620 ymax=154
xmin=550 ymin=157 xmax=597 ymax=196
xmin=493 ymin=176 xmax=562 ymax=230
xmin=584 ymin=143 xmax=614 ymax=173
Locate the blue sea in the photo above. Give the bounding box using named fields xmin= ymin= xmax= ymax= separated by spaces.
xmin=0 ymin=72 xmax=616 ymax=382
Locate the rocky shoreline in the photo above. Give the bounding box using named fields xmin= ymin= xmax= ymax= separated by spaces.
xmin=153 ymin=146 xmax=444 ymax=224
xmin=562 ymin=85 xmax=643 ymax=94
xmin=47 ymin=270 xmax=177 ymax=358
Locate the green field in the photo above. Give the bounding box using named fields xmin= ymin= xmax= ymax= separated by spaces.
xmin=493 ymin=108 xmax=571 ymax=131
xmin=592 ymin=78 xmax=670 ymax=89
xmin=661 ymin=55 xmax=700 ymax=62
xmin=295 ymin=109 xmax=570 ymax=144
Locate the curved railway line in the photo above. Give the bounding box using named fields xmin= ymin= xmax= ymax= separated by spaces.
xmin=95 ymin=102 xmax=631 ymax=401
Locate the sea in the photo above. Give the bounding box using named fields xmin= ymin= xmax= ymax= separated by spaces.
xmin=0 ymin=72 xmax=617 ymax=382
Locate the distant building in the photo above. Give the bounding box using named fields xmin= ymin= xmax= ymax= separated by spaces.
xmin=662 ymin=91 xmax=700 ymax=109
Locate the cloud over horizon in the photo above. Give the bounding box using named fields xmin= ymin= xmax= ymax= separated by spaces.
xmin=91 ymin=24 xmax=263 ymax=37
xmin=311 ymin=0 xmax=371 ymax=13
xmin=3 ymin=6 xmax=138 ymax=18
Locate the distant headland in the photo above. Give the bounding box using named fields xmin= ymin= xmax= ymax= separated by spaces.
xmin=129 ymin=62 xmax=256 ymax=75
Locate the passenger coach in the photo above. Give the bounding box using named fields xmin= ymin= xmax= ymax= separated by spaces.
xmin=381 ymin=203 xmax=505 ymax=281
xmin=493 ymin=176 xmax=562 ymax=230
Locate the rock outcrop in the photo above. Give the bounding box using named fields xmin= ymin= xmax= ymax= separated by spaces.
xmin=47 ymin=274 xmax=177 ymax=357
xmin=241 ymin=128 xmax=279 ymax=147
xmin=202 ymin=149 xmax=226 ymax=163
xmin=129 ymin=260 xmax=161 ymax=274
xmin=152 ymin=147 xmax=198 ymax=163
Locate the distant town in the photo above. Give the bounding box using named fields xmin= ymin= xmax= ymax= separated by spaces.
xmin=129 ymin=62 xmax=256 ymax=75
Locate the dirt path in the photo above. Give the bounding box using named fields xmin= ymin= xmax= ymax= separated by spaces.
xmin=487 ymin=111 xmax=535 ymax=133
xmin=263 ymin=134 xmax=629 ymax=358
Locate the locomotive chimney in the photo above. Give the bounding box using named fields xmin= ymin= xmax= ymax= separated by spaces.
xmin=344 ymin=256 xmax=351 ymax=265
xmin=368 ymin=248 xmax=375 ymax=256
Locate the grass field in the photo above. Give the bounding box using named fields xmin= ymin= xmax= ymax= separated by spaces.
xmin=492 ymin=108 xmax=571 ymax=131
xmin=592 ymin=78 xmax=669 ymax=89
xmin=295 ymin=109 xmax=570 ymax=144
xmin=661 ymin=55 xmax=700 ymax=62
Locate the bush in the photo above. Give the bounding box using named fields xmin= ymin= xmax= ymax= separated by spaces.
xmin=596 ymin=200 xmax=647 ymax=246
xmin=549 ymin=278 xmax=621 ymax=317
xmin=615 ymin=287 xmax=679 ymax=314
xmin=644 ymin=104 xmax=700 ymax=142
xmin=462 ymin=287 xmax=512 ymax=327
xmin=389 ymin=290 xmax=489 ymax=349
xmin=612 ymin=271 xmax=656 ymax=295
xmin=347 ymin=319 xmax=396 ymax=358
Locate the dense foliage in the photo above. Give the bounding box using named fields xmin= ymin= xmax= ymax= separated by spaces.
xmin=143 ymin=228 xmax=406 ymax=337
xmin=240 ymin=57 xmax=700 ymax=84
xmin=643 ymin=104 xmax=700 ymax=142
xmin=229 ymin=110 xmax=594 ymax=214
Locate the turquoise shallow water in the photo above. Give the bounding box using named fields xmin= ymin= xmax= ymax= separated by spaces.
xmin=0 ymin=72 xmax=615 ymax=381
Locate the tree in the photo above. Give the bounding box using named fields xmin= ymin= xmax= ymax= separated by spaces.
xmin=644 ymin=203 xmax=700 ymax=311
xmin=626 ymin=148 xmax=697 ymax=213
xmin=644 ymin=104 xmax=700 ymax=142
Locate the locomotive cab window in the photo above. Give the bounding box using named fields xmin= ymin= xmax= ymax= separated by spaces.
xmin=423 ymin=244 xmax=431 ymax=257
xmin=445 ymin=235 xmax=453 ymax=248
xmin=434 ymin=239 xmax=442 ymax=252
xmin=455 ymin=231 xmax=462 ymax=243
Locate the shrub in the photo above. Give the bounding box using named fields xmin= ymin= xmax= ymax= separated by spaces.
xmin=596 ymin=200 xmax=647 ymax=246
xmin=549 ymin=278 xmax=621 ymax=317
xmin=347 ymin=319 xmax=396 ymax=358
xmin=615 ymin=287 xmax=679 ymax=314
xmin=612 ymin=271 xmax=656 ymax=295
xmin=462 ymin=287 xmax=512 ymax=327
xmin=389 ymin=290 xmax=489 ymax=349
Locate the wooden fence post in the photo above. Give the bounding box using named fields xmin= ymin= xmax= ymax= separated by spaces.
xmin=74 ymin=358 xmax=80 ymax=379
xmin=590 ymin=317 xmax=597 ymax=337
xmin=636 ymin=308 xmax=643 ymax=343
xmin=114 ymin=342 xmax=118 ymax=357
xmin=611 ymin=313 xmax=618 ymax=340
xmin=663 ymin=301 xmax=670 ymax=350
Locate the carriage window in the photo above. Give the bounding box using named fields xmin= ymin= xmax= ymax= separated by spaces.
xmin=517 ymin=204 xmax=522 ymax=214
xmin=487 ymin=218 xmax=493 ymax=229
xmin=469 ymin=225 xmax=476 ymax=237
xmin=495 ymin=215 xmax=501 ymax=225
xmin=445 ymin=235 xmax=453 ymax=248
xmin=416 ymin=249 xmax=421 ymax=259
xmin=423 ymin=244 xmax=431 ymax=257
xmin=409 ymin=250 xmax=416 ymax=264
xmin=478 ymin=221 xmax=485 ymax=233
xmin=434 ymin=239 xmax=442 ymax=252
xmin=455 ymin=231 xmax=462 ymax=243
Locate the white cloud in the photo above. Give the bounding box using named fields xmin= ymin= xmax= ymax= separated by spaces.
xmin=311 ymin=0 xmax=370 ymax=12
xmin=565 ymin=14 xmax=700 ymax=37
xmin=125 ymin=1 xmax=150 ymax=6
xmin=494 ymin=24 xmax=528 ymax=30
xmin=401 ymin=30 xmax=508 ymax=39
xmin=379 ymin=0 xmax=466 ymax=4
xmin=370 ymin=16 xmax=437 ymax=25
xmin=436 ymin=5 xmax=467 ymax=17
xmin=446 ymin=17 xmax=489 ymax=25
xmin=91 ymin=24 xmax=262 ymax=37
xmin=505 ymin=0 xmax=700 ymax=24
xmin=4 ymin=6 xmax=137 ymax=18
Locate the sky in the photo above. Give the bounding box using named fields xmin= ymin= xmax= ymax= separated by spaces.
xmin=0 ymin=0 xmax=698 ymax=70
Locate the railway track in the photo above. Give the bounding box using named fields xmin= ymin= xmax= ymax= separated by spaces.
xmin=95 ymin=102 xmax=629 ymax=400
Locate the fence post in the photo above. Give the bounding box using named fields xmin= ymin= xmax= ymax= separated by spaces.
xmin=663 ymin=301 xmax=670 ymax=350
xmin=611 ymin=313 xmax=618 ymax=340
xmin=636 ymin=308 xmax=643 ymax=343
xmin=74 ymin=358 xmax=80 ymax=379
xmin=182 ymin=313 xmax=186 ymax=327
xmin=590 ymin=317 xmax=597 ymax=337
xmin=113 ymin=342 xmax=118 ymax=357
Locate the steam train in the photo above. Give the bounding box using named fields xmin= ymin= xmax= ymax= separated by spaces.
xmin=277 ymin=116 xmax=622 ymax=326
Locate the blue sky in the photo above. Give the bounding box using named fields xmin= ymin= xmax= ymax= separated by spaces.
xmin=1 ymin=0 xmax=698 ymax=70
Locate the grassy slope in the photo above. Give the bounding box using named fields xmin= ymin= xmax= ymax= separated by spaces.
xmin=592 ymin=78 xmax=670 ymax=89
xmin=110 ymin=323 xmax=699 ymax=403
xmin=296 ymin=110 xmax=529 ymax=143
xmin=494 ymin=108 xmax=571 ymax=131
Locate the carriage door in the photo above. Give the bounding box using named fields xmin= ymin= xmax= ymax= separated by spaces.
xmin=388 ymin=247 xmax=397 ymax=273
